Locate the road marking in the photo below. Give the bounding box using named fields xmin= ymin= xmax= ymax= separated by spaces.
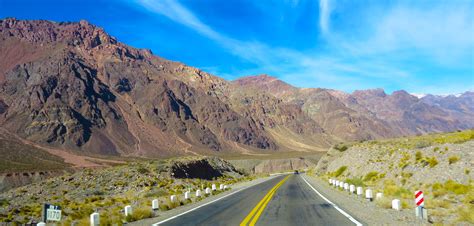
xmin=152 ymin=176 xmax=281 ymax=225
xmin=301 ymin=176 xmax=363 ymax=226
xmin=240 ymin=175 xmax=290 ymax=226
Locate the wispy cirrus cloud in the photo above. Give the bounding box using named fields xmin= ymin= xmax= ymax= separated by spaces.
xmin=318 ymin=0 xmax=331 ymax=34
xmin=131 ymin=0 xmax=473 ymax=94
xmin=133 ymin=0 xmax=412 ymax=88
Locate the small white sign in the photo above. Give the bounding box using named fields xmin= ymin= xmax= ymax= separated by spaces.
xmin=45 ymin=204 xmax=61 ymax=221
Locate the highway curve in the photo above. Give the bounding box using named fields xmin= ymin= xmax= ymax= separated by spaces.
xmin=153 ymin=174 xmax=361 ymax=226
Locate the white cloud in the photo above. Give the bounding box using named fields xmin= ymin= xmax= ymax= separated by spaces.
xmin=329 ymin=2 xmax=474 ymax=67
xmin=319 ymin=0 xmax=331 ymax=34
xmin=132 ymin=0 xmax=472 ymax=94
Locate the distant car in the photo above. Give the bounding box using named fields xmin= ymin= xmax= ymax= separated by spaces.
xmin=294 ymin=170 xmax=299 ymax=174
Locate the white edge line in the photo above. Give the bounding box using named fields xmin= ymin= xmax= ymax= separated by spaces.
xmin=301 ymin=176 xmax=363 ymax=226
xmin=153 ymin=176 xmax=279 ymax=225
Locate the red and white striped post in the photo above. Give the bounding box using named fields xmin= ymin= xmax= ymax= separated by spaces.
xmin=415 ymin=190 xmax=424 ymax=207
xmin=415 ymin=190 xmax=426 ymax=220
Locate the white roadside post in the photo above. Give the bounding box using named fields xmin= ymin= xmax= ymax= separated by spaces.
xmin=357 ymin=187 xmax=363 ymax=196
xmin=90 ymin=212 xmax=100 ymax=226
xmin=220 ymin=184 xmax=224 ymax=190
xmin=340 ymin=182 xmax=344 ymax=189
xmin=124 ymin=205 xmax=132 ymax=216
xmin=224 ymin=185 xmax=228 ymax=190
xmin=329 ymin=179 xmax=333 ymax=184
xmin=170 ymin=195 xmax=177 ymax=203
xmin=37 ymin=222 xmax=46 ymax=226
xmin=196 ymin=189 xmax=202 ymax=197
xmin=212 ymin=184 xmax=217 ymax=191
xmin=184 ymin=191 xmax=191 ymax=200
xmin=205 ymin=187 xmax=211 ymax=194
xmin=349 ymin=185 xmax=355 ymax=194
xmin=152 ymin=199 xmax=159 ymax=210
xmin=344 ymin=183 xmax=349 ymax=191
xmin=376 ymin=193 xmax=383 ymax=199
xmin=366 ymin=189 xmax=373 ymax=201
xmin=392 ymin=199 xmax=401 ymax=210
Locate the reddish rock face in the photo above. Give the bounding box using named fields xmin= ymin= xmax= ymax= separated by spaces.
xmin=0 ymin=18 xmax=472 ymax=157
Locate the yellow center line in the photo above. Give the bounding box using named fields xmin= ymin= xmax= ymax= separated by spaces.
xmin=240 ymin=175 xmax=290 ymax=226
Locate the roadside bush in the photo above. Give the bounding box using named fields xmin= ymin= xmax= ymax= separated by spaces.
xmin=375 ymin=197 xmax=392 ymax=209
xmin=415 ymin=151 xmax=423 ymax=162
xmin=363 ymin=171 xmax=379 ymax=181
xmin=334 ymin=144 xmax=349 ymax=152
xmin=332 ymin=166 xmax=347 ymax=177
xmin=448 ymin=156 xmax=460 ymax=165
xmin=457 ymin=205 xmax=474 ymax=223
xmin=345 ymin=177 xmax=365 ymax=187
xmin=444 ymin=180 xmax=469 ymax=195
xmin=126 ymin=206 xmax=152 ymax=222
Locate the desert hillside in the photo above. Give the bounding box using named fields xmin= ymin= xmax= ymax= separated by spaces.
xmin=315 ymin=129 xmax=474 ymax=224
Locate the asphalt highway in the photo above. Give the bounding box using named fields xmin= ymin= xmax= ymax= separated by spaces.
xmin=155 ymin=174 xmax=360 ymax=226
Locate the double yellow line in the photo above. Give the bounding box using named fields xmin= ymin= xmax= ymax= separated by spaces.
xmin=240 ymin=175 xmax=290 ymax=226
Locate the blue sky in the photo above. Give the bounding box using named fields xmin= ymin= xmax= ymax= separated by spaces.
xmin=1 ymin=0 xmax=473 ymax=94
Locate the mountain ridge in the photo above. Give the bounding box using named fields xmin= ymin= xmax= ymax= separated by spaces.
xmin=0 ymin=18 xmax=472 ymax=158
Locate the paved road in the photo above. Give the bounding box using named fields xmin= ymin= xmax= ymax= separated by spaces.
xmin=155 ymin=174 xmax=360 ymax=226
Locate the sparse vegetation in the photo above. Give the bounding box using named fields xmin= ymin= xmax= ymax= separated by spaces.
xmin=333 ymin=144 xmax=349 ymax=152
xmin=363 ymin=171 xmax=379 ymax=182
xmin=448 ymin=156 xmax=460 ymax=164
xmin=332 ymin=166 xmax=347 ymax=177
xmin=0 ymin=157 xmax=254 ymax=224
xmin=344 ymin=177 xmax=365 ymax=187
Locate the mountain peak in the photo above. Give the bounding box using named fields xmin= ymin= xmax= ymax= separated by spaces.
xmin=231 ymin=74 xmax=296 ymax=97
xmin=352 ymin=88 xmax=387 ymax=98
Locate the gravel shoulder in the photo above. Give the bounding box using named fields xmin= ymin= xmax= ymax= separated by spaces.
xmin=130 ymin=175 xmax=277 ymax=225
xmin=302 ymin=174 xmax=428 ymax=226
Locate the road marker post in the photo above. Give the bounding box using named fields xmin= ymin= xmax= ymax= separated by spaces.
xmin=124 ymin=205 xmax=132 ymax=216
xmin=90 ymin=212 xmax=99 ymax=226
xmin=205 ymin=187 xmax=211 ymax=194
xmin=185 ymin=191 xmax=191 ymax=200
xmin=37 ymin=222 xmax=45 ymax=226
xmin=196 ymin=189 xmax=202 ymax=197
xmin=356 ymin=187 xmax=363 ymax=196
xmin=170 ymin=195 xmax=177 ymax=203
xmin=392 ymin=199 xmax=401 ymax=210
xmin=152 ymin=199 xmax=159 ymax=210
xmin=329 ymin=179 xmax=332 ymax=184
xmin=365 ymin=189 xmax=373 ymax=201
xmin=349 ymin=185 xmax=355 ymax=194
xmin=212 ymin=184 xmax=217 ymax=191
xmin=344 ymin=183 xmax=349 ymax=191
xmin=220 ymin=184 xmax=224 ymax=190
xmin=415 ymin=190 xmax=427 ymax=221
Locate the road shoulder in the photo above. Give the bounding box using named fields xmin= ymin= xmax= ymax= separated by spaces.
xmin=302 ymin=174 xmax=426 ymax=225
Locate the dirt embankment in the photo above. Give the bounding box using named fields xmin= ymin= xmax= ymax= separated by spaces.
xmin=0 ymin=171 xmax=64 ymax=192
xmin=229 ymin=157 xmax=317 ymax=174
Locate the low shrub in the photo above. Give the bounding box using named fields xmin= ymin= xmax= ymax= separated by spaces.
xmin=334 ymin=144 xmax=348 ymax=152
xmin=448 ymin=156 xmax=460 ymax=165
xmin=332 ymin=166 xmax=347 ymax=177
xmin=345 ymin=177 xmax=365 ymax=187
xmin=363 ymin=171 xmax=379 ymax=181
xmin=415 ymin=151 xmax=423 ymax=162
xmin=428 ymin=157 xmax=438 ymax=168
xmin=126 ymin=206 xmax=152 ymax=222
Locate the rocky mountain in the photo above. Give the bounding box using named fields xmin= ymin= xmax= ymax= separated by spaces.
xmin=0 ymin=18 xmax=472 ymax=158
